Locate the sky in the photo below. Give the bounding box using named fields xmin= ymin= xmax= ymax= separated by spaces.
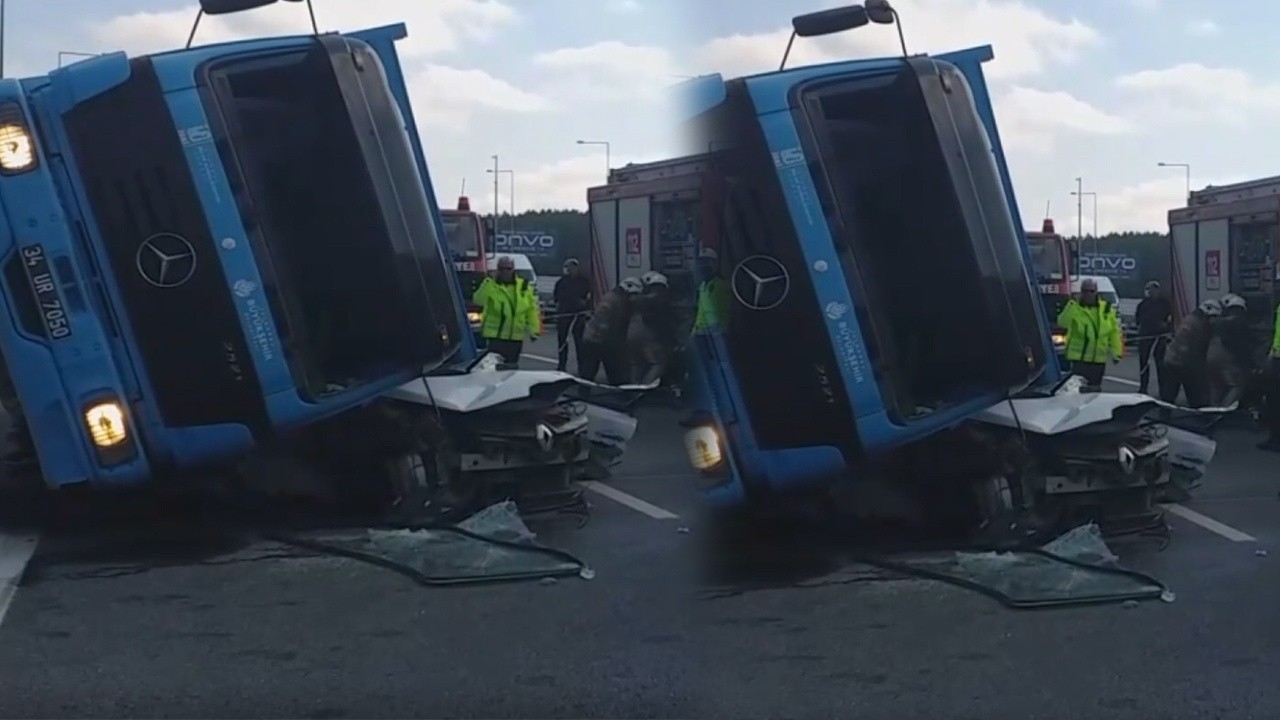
xmin=4 ymin=0 xmax=1278 ymax=235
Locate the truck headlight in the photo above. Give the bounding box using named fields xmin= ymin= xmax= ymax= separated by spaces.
xmin=84 ymin=401 xmax=128 ymax=447
xmin=684 ymin=425 xmax=724 ymax=471
xmin=0 ymin=103 xmax=36 ymax=174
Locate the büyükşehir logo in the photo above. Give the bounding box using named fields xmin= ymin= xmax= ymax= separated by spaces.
xmin=136 ymin=233 xmax=197 ymax=288
xmin=731 ymin=255 xmax=790 ymax=311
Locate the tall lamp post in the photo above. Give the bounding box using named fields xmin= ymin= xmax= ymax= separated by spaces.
xmin=487 ymin=168 xmax=515 ymax=234
xmin=1071 ymin=189 xmax=1099 ymax=252
xmin=576 ymin=139 xmax=611 ymax=182
xmin=1157 ymin=161 xmax=1192 ymax=204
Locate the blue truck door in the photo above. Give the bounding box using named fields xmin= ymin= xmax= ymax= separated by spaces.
xmin=347 ymin=24 xmax=476 ymax=360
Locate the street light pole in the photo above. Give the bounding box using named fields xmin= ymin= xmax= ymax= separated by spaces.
xmin=1075 ymin=177 xmax=1083 ymax=240
xmin=491 ymin=154 xmax=500 ymax=227
xmin=487 ymin=168 xmax=515 ymax=234
xmin=1158 ymin=162 xmax=1191 ymax=204
xmin=1072 ymin=190 xmax=1099 ymax=252
xmin=1 ymin=0 xmax=7 ymax=79
xmin=576 ymin=139 xmax=611 ymax=181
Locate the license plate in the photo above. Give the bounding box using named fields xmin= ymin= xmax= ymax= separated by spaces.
xmin=19 ymin=244 xmax=72 ymax=340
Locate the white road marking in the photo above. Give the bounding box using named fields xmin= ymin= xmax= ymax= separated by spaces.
xmin=1161 ymin=503 xmax=1257 ymax=542
xmin=1106 ymin=376 xmax=1141 ymax=387
xmin=521 ymin=353 xmax=559 ymax=365
xmin=580 ymin=480 xmax=679 ymax=519
xmin=0 ymin=533 xmax=38 ymax=628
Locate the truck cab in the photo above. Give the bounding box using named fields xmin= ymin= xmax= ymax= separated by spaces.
xmin=0 ymin=19 xmax=472 ymax=489
xmin=440 ymin=195 xmax=492 ymax=336
xmin=679 ymin=7 xmax=1058 ymax=508
xmin=1025 ymin=218 xmax=1073 ymax=362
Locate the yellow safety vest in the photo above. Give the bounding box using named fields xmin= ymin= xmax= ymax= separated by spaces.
xmin=1271 ymin=302 xmax=1280 ymax=356
xmin=472 ymin=276 xmax=541 ymax=341
xmin=694 ymin=277 xmax=730 ymax=332
xmin=1057 ymin=298 xmax=1122 ymax=363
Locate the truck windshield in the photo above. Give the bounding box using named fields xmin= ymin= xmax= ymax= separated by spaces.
xmin=204 ymin=39 xmax=459 ymax=399
xmin=1026 ymin=235 xmax=1066 ymax=282
xmin=442 ymin=214 xmax=482 ymax=259
xmin=797 ymin=61 xmax=1047 ymax=419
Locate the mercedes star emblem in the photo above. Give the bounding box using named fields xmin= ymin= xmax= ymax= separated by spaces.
xmin=136 ymin=233 xmax=198 ymax=289
xmin=731 ymin=255 xmax=791 ymax=311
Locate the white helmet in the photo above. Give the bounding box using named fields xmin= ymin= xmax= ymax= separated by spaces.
xmin=1221 ymin=293 xmax=1247 ymax=310
xmin=641 ymin=271 xmax=669 ymax=287
xmin=1198 ymin=298 xmax=1223 ymax=317
xmin=619 ymin=277 xmax=644 ymax=294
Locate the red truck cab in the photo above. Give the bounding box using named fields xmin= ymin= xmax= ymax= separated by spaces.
xmin=440 ymin=196 xmax=491 ymax=336
xmin=1024 ymin=218 xmax=1074 ymax=362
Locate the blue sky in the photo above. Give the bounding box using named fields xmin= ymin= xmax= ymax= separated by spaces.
xmin=4 ymin=0 xmax=1276 ymax=232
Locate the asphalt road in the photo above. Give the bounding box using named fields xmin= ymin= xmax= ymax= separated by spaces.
xmin=0 ymin=343 xmax=1277 ymax=718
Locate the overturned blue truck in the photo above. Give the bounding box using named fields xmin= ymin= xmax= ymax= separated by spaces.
xmin=676 ymin=3 xmax=1200 ymax=540
xmin=0 ymin=0 xmax=603 ymax=513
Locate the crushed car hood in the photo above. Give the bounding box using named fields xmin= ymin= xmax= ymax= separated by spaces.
xmin=386 ymin=370 xmax=580 ymax=413
xmin=975 ymin=380 xmax=1238 ymax=435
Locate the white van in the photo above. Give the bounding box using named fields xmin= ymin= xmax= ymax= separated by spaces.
xmin=1070 ymin=275 xmax=1120 ymax=311
xmin=487 ymin=253 xmax=538 ymax=288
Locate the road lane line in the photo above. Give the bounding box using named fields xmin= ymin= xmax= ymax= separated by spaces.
xmin=521 ymin=353 xmax=558 ymax=365
xmin=1106 ymin=376 xmax=1140 ymax=387
xmin=580 ymin=480 xmax=679 ymax=519
xmin=0 ymin=533 xmax=38 ymax=628
xmin=1161 ymin=503 xmax=1256 ymax=542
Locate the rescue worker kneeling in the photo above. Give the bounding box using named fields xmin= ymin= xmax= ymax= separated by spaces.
xmin=1057 ymin=277 xmax=1123 ymax=391
xmin=1206 ymin=293 xmax=1254 ymax=408
xmin=1162 ymin=298 xmax=1220 ymax=408
xmin=471 ymin=255 xmax=541 ymax=367
xmin=628 ymin=271 xmax=680 ymax=386
xmin=580 ymin=277 xmax=642 ymax=385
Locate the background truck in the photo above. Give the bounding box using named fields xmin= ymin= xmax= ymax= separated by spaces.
xmin=586 ymin=155 xmax=709 ymax=320
xmin=1168 ymin=174 xmax=1280 ymax=337
xmin=441 ymin=195 xmax=493 ymax=337
xmin=1024 ymin=218 xmax=1073 ymax=361
xmin=0 ymin=0 xmax=475 ymax=491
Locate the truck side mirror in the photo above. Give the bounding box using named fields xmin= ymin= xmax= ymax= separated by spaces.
xmin=1067 ymin=239 xmax=1080 ymax=261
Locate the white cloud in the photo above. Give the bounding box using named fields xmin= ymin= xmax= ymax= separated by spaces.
xmin=1116 ymin=64 xmax=1280 ymax=126
xmin=408 ymin=65 xmax=551 ymax=133
xmin=995 ymin=86 xmax=1134 ymax=153
xmin=1184 ymin=18 xmax=1221 ymax=36
xmin=533 ymin=41 xmax=684 ymax=105
xmin=92 ymin=0 xmax=518 ymax=58
xmin=694 ymin=0 xmax=1101 ymax=81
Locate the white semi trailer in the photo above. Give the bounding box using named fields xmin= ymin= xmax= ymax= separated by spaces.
xmin=1168 ymin=175 xmax=1280 ymax=331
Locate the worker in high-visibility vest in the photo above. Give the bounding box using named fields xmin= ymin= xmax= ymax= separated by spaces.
xmin=472 ymin=255 xmax=541 ymax=367
xmin=1260 ymin=300 xmax=1280 ymax=452
xmin=694 ymin=247 xmax=730 ymax=334
xmin=1057 ymin=277 xmax=1123 ymax=392
xmin=681 ymin=247 xmax=730 ymax=427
